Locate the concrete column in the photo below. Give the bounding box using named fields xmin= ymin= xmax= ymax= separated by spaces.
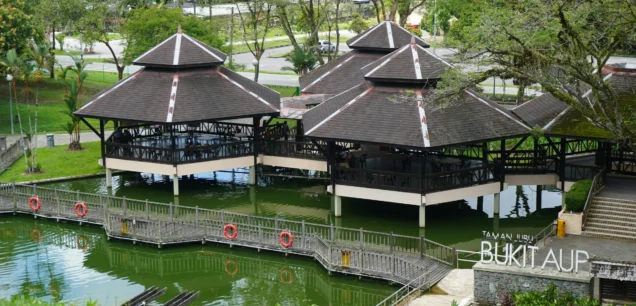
xmin=493 ymin=212 xmax=500 ymax=232
xmin=105 ymin=168 xmax=113 ymax=188
xmin=249 ymin=166 xmax=256 ymax=185
xmin=419 ymin=205 xmax=426 ymax=228
xmin=334 ymin=195 xmax=342 ymax=217
xmin=494 ymin=192 xmax=501 ymax=215
xmin=477 ymin=196 xmax=484 ymax=212
xmin=173 ymin=174 xmax=179 ymax=196
xmin=536 ymin=185 xmax=543 ymax=210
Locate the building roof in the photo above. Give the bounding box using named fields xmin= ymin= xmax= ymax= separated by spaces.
xmin=280 ymin=95 xmax=331 ymax=119
xmin=511 ymin=93 xmax=569 ymax=128
xmin=299 ymin=50 xmax=384 ymax=95
xmin=132 ymin=27 xmax=226 ymax=69
xmin=303 ymin=83 xmax=530 ymax=148
xmin=346 ymin=21 xmax=430 ymax=51
xmin=361 ymin=40 xmax=451 ymax=83
xmin=76 ymin=66 xmax=280 ymax=123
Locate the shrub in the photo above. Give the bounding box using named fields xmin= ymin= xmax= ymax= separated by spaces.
xmin=564 ymin=179 xmax=592 ymax=212
xmin=511 ymin=283 xmax=600 ymax=306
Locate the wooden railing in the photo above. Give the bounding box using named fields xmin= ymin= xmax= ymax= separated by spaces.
xmin=105 ymin=141 xmax=254 ymax=165
xmin=423 ymin=165 xmax=500 ymax=193
xmin=262 ymin=140 xmax=326 ymax=160
xmin=563 ymin=164 xmax=600 ymax=181
xmin=0 ymin=183 xmax=454 ymax=288
xmin=582 ymin=168 xmax=607 ymax=229
xmin=0 ymin=138 xmax=23 ymax=174
xmin=335 ymin=167 xmax=422 ymax=193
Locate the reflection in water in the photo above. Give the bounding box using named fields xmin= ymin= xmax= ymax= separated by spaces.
xmin=0 ymin=217 xmax=394 ymax=305
xmin=507 ymin=185 xmax=531 ymax=219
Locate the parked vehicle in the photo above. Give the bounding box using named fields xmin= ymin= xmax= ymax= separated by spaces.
xmin=353 ymin=0 xmax=370 ymax=4
xmin=318 ymin=41 xmax=336 ymax=53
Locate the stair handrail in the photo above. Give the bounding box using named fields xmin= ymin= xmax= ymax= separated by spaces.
xmin=374 ymin=271 xmax=431 ymax=306
xmin=582 ymin=167 xmax=607 ymax=229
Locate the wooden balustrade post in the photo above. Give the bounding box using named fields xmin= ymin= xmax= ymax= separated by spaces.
xmin=360 ymin=228 xmax=364 ymax=250
xmin=258 ymin=223 xmax=263 ymax=247
xmin=391 ymin=253 xmax=395 ymax=277
xmin=275 ymin=218 xmax=279 ymax=232
xmin=55 ymin=190 xmax=61 ymax=220
xmin=169 ymin=202 xmax=173 ymax=221
xmin=145 ymin=200 xmax=149 ymax=220
xmin=11 ymin=183 xmax=17 ymax=214
xmin=301 ymin=220 xmax=305 ymax=249
xmin=420 ymin=236 xmax=424 ymax=259
xmin=221 ymin=209 xmax=225 ymax=224
xmin=100 ymin=195 xmax=106 ymax=224
xmin=123 ymin=196 xmax=127 ymax=217
xmin=390 ymin=232 xmax=394 ymax=253
xmin=330 ymin=224 xmax=334 ymax=242
xmin=195 ymin=206 xmax=199 ymax=227
xmin=452 ymin=247 xmax=457 ymax=267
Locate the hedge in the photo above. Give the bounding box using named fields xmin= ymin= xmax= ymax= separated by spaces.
xmin=564 ymin=179 xmax=593 ymax=212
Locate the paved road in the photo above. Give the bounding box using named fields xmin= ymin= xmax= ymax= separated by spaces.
xmin=7 ymin=131 xmax=112 ymax=148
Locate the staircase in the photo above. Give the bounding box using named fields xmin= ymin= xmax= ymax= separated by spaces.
xmin=583 ymin=197 xmax=636 ymax=242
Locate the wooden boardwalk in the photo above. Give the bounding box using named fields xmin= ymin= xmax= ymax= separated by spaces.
xmin=0 ymin=183 xmax=454 ymax=302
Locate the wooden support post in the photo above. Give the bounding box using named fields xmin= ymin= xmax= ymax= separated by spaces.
xmin=170 ymin=202 xmax=173 ymax=221
xmin=536 ymin=185 xmax=543 ymax=210
xmin=301 ymin=220 xmax=306 ymax=249
xmin=145 ymin=200 xmax=149 ymax=220
xmin=195 ymin=206 xmax=199 ymax=227
xmin=55 ymin=190 xmax=61 ymax=221
xmin=420 ymin=236 xmax=425 ymax=259
xmin=390 ymin=232 xmax=394 ymax=253
xmin=12 ymin=183 xmax=17 ymax=214
xmin=500 ymin=139 xmax=506 ymax=190
xmin=359 ymin=228 xmax=364 ymax=250
xmin=452 ymin=247 xmax=457 ymax=267
xmin=221 ymin=209 xmax=225 ymax=224
xmin=560 ymin=138 xmax=566 ymax=190
xmin=123 ymin=196 xmax=127 ymax=217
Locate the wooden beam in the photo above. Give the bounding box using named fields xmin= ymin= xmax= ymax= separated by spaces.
xmin=100 ymin=120 xmax=106 ymax=169
xmin=81 ymin=118 xmax=102 ymax=138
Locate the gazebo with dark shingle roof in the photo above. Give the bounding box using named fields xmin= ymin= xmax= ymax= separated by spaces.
xmin=298 ymin=21 xmax=430 ymax=96
xmin=76 ymin=27 xmax=281 ymax=196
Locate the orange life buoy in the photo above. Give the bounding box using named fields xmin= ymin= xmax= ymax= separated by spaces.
xmin=224 ymin=260 xmax=238 ymax=275
xmin=29 ymin=196 xmax=41 ymax=212
xmin=280 ymin=269 xmax=294 ymax=284
xmin=74 ymin=202 xmax=88 ymax=217
xmin=223 ymin=224 xmax=238 ymax=240
xmin=77 ymin=236 xmax=89 ymax=251
xmin=31 ymin=229 xmax=42 ymax=243
xmin=279 ymin=231 xmax=294 ymax=248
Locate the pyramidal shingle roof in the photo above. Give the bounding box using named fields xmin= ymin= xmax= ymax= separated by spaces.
xmin=346 ymin=21 xmax=430 ymax=51
xmin=76 ymin=28 xmax=279 ymax=124
xmin=361 ymin=39 xmax=451 ymax=83
xmin=133 ymin=26 xmax=227 ymax=68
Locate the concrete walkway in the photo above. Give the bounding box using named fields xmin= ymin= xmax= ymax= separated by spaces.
xmin=409 ymin=269 xmax=474 ymax=306
xmin=7 ymin=131 xmax=111 ymax=149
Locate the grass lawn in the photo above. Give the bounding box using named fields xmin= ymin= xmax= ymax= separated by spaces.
xmin=0 ymin=141 xmax=103 ymax=183
xmin=239 ymin=69 xmax=296 ymax=76
xmin=266 ymin=85 xmax=298 ymax=97
xmin=231 ymin=34 xmax=351 ymax=54
xmin=0 ymin=74 xmax=118 ymax=135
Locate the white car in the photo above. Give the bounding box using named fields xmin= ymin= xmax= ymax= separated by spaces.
xmin=318 ymin=41 xmax=336 ymax=52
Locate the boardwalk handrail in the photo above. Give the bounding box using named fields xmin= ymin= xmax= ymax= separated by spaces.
xmin=582 ymin=168 xmax=607 ymax=229
xmin=0 ymin=138 xmax=24 ymax=174
xmin=0 ymin=183 xmax=454 ymax=288
xmin=374 ymin=271 xmax=430 ymax=306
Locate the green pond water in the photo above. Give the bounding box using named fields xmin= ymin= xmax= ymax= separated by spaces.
xmin=0 ymin=171 xmax=563 ymax=305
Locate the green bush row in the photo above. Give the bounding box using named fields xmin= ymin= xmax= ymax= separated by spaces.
xmin=564 ymin=179 xmax=593 ymax=212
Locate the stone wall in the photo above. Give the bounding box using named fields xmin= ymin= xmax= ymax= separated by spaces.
xmin=474 ymin=263 xmax=592 ymax=305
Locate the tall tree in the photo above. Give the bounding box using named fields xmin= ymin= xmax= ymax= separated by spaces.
xmin=79 ymin=4 xmax=127 ymax=80
xmin=396 ymin=0 xmax=426 ymax=27
xmin=0 ymin=0 xmax=35 ymax=56
xmin=273 ymin=1 xmax=301 ymax=51
xmin=297 ymin=0 xmax=330 ymax=65
xmin=59 ymin=56 xmax=87 ymax=150
xmin=122 ymin=7 xmax=225 ymax=65
xmin=429 ymin=0 xmax=636 ymax=143
xmin=234 ymin=0 xmax=273 ymax=82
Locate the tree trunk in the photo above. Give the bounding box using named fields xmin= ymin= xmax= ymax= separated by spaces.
xmin=50 ymin=23 xmax=56 ymax=79
xmin=117 ymin=65 xmax=125 ymax=80
xmin=254 ymin=61 xmax=260 ymax=83
xmin=399 ymin=11 xmax=408 ymax=27
xmin=334 ymin=0 xmax=341 ymax=60
xmin=389 ymin=0 xmax=398 ymax=21
xmin=277 ymin=7 xmax=300 ymax=50
xmin=370 ymin=0 xmax=381 ymax=23
xmin=516 ymin=80 xmax=527 ymax=106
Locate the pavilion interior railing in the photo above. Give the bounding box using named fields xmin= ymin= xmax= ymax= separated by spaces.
xmin=105 ymin=141 xmax=254 ymax=164
xmin=262 ymin=140 xmax=326 ymax=160
xmin=334 ymin=164 xmax=500 ymax=194
xmin=0 ymin=183 xmax=454 ymax=287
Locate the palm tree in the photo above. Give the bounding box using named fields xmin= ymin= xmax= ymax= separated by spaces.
xmin=281 ymin=47 xmax=318 ymax=76
xmin=27 ymin=42 xmax=51 ymax=172
xmin=2 ymin=49 xmax=30 ymax=172
xmin=60 ymin=56 xmax=88 ymax=150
